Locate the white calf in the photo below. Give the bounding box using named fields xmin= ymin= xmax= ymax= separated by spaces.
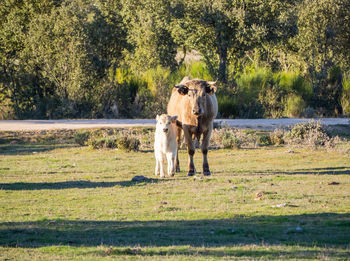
xmin=154 ymin=114 xmax=178 ymax=178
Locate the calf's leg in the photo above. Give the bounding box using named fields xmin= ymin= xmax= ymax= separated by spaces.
xmin=166 ymin=152 xmax=176 ymax=176
xmin=159 ymin=153 xmax=166 ymax=178
xmin=155 ymin=151 xmax=160 ymax=176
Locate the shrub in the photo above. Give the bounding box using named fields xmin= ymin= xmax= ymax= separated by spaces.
xmin=284 ymin=120 xmax=334 ymax=149
xmin=302 ymin=106 xmax=317 ymax=118
xmin=341 ymin=74 xmax=350 ymax=115
xmin=88 ymin=136 xmax=117 ymax=149
xmin=284 ymin=94 xmax=306 ymax=118
xmin=216 ymin=92 xmax=238 ymax=118
xmin=258 ymin=134 xmax=271 ymax=146
xmin=188 ymin=61 xmax=212 ymax=80
xmin=221 ymin=131 xmax=242 ymax=149
xmin=74 ymin=131 xmax=90 ymax=146
xmin=116 ymin=136 xmax=140 ymax=152
xmin=270 ymin=129 xmax=285 ymax=145
xmin=278 ymin=71 xmax=312 ymax=101
xmin=211 ymin=128 xmax=260 ymax=149
xmin=87 ymin=129 xmax=142 ymax=151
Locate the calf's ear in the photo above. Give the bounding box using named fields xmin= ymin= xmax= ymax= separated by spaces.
xmin=175 ymin=84 xmax=189 ymax=95
xmin=156 ymin=115 xmax=160 ymax=121
xmin=205 ymin=81 xmax=217 ymax=95
xmin=170 ymin=115 xmax=178 ymax=123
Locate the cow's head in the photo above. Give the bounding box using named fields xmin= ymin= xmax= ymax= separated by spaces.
xmin=156 ymin=114 xmax=178 ymax=133
xmin=175 ymin=79 xmax=217 ymax=116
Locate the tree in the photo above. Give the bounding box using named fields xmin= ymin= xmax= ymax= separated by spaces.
xmin=0 ymin=0 xmax=57 ymax=118
xmin=170 ymin=0 xmax=296 ymax=82
xmin=296 ymin=0 xmax=350 ymax=114
xmin=121 ymin=0 xmax=178 ymax=73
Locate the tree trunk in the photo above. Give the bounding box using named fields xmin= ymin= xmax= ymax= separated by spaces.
xmin=218 ymin=45 xmax=227 ymax=83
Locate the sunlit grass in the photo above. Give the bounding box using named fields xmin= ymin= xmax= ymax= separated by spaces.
xmin=0 ymin=140 xmax=350 ymax=260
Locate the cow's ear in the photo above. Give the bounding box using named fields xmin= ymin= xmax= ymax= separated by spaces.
xmin=205 ymin=81 xmax=217 ymax=95
xmin=170 ymin=115 xmax=178 ymax=123
xmin=175 ymin=84 xmax=189 ymax=95
xmin=156 ymin=114 xmax=160 ymax=121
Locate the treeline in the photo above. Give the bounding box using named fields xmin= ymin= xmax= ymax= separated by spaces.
xmin=1 ymin=0 xmax=350 ymax=119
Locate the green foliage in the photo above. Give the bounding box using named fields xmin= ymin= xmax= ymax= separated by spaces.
xmin=74 ymin=131 xmax=90 ymax=146
xmin=258 ymin=134 xmax=272 ymax=146
xmin=86 ymin=129 xmax=142 ymax=151
xmin=284 ymin=94 xmax=306 ymax=118
xmin=278 ymin=71 xmax=312 ymax=100
xmin=116 ymin=136 xmax=140 ymax=152
xmin=188 ymin=61 xmax=212 ymax=81
xmin=288 ymin=121 xmax=326 ymax=140
xmin=231 ymin=66 xmax=311 ymax=118
xmin=284 ymin=120 xmax=338 ymax=149
xmin=269 ymin=129 xmax=285 ymax=145
xmin=1 ymin=0 xmax=350 ymax=119
xmin=341 ymin=74 xmax=350 ymax=115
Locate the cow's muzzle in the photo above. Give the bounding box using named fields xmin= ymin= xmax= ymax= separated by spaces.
xmin=163 ymin=128 xmax=168 ymax=133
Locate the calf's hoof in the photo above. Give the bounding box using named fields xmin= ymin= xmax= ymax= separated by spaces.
xmin=203 ymin=170 xmax=211 ymax=176
xmin=187 ymin=171 xmax=195 ymax=176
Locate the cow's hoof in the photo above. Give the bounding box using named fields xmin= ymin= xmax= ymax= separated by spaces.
xmin=187 ymin=171 xmax=195 ymax=176
xmin=175 ymin=167 xmax=180 ymax=173
xmin=203 ymin=171 xmax=211 ymax=176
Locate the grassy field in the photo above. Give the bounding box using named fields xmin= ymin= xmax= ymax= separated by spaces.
xmin=0 ymin=129 xmax=350 ymax=260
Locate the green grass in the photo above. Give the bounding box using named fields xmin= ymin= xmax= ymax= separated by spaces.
xmin=0 ymin=134 xmax=350 ymax=260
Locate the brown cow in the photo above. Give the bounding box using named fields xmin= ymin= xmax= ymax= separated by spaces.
xmin=167 ymin=77 xmax=218 ymax=176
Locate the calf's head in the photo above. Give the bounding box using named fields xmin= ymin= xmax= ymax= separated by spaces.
xmin=156 ymin=114 xmax=178 ymax=133
xmin=175 ymin=80 xmax=216 ymax=116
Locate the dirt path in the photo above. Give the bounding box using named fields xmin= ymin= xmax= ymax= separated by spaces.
xmin=1 ymin=118 xmax=349 ymax=131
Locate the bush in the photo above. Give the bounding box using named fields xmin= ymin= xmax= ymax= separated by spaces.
xmin=116 ymin=136 xmax=140 ymax=152
xmin=216 ymin=91 xmax=238 ymax=118
xmin=270 ymin=129 xmax=285 ymax=145
xmin=221 ymin=131 xmax=242 ymax=149
xmin=258 ymin=134 xmax=271 ymax=146
xmin=278 ymin=71 xmax=312 ymax=101
xmin=211 ymin=128 xmax=260 ymax=149
xmin=302 ymin=106 xmax=317 ymax=118
xmin=74 ymin=131 xmax=90 ymax=146
xmin=284 ymin=94 xmax=306 ymax=118
xmin=341 ymin=74 xmax=350 ymax=115
xmin=87 ymin=128 xmax=142 ymax=151
xmin=284 ymin=120 xmax=333 ymax=149
xmin=88 ymin=136 xmax=117 ymax=149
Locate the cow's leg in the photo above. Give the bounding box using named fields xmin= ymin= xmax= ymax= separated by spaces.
xmin=183 ymin=127 xmax=195 ymax=176
xmin=175 ymin=127 xmax=182 ymax=172
xmin=201 ymin=127 xmax=212 ymax=176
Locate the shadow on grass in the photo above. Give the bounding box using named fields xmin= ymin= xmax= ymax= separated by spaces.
xmin=0 ymin=144 xmax=78 ymax=155
xmin=255 ymin=167 xmax=350 ymax=175
xmin=0 ymin=213 xmax=349 ymax=258
xmin=0 ymin=179 xmax=170 ymax=190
